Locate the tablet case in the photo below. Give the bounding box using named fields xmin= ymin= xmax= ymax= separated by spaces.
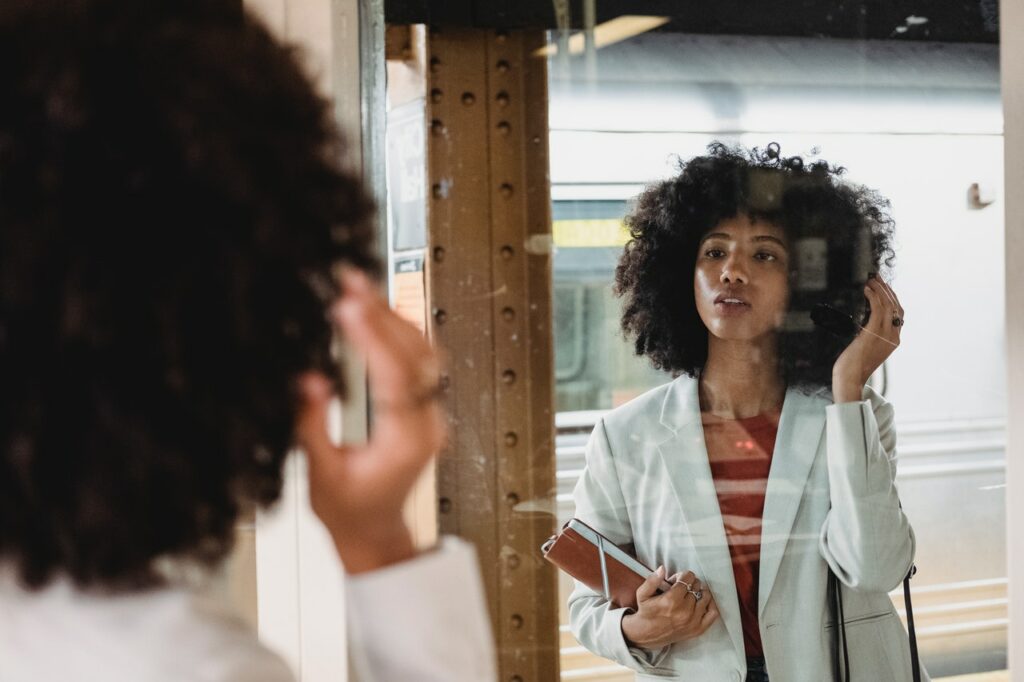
xmin=541 ymin=518 xmax=654 ymax=611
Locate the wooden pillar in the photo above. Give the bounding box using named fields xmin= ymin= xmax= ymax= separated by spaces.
xmin=426 ymin=27 xmax=560 ymax=681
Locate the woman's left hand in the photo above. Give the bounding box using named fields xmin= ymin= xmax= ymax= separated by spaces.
xmin=831 ymin=275 xmax=904 ymax=403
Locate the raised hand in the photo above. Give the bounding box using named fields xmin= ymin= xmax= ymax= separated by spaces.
xmin=832 ymin=274 xmax=905 ymax=403
xmin=294 ymin=267 xmax=447 ymax=574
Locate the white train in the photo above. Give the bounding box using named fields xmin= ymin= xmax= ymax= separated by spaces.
xmin=548 ymin=32 xmax=1005 ymax=679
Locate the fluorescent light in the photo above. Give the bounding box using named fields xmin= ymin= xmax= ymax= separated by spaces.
xmin=537 ymin=15 xmax=670 ymax=57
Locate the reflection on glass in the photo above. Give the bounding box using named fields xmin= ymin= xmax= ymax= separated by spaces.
xmin=554 ymin=199 xmax=668 ymax=412
xmin=549 ymin=19 xmax=1004 ymax=682
xmin=567 ymin=142 xmax=921 ymax=681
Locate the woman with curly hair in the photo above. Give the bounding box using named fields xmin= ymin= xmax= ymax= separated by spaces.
xmin=568 ymin=143 xmax=926 ymax=681
xmin=0 ymin=1 xmax=493 ymax=680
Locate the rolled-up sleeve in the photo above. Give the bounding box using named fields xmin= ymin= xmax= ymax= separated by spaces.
xmin=818 ymin=387 xmax=916 ymax=592
xmin=567 ymin=418 xmax=673 ymax=674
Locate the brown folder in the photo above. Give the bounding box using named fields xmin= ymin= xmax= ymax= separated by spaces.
xmin=541 ymin=518 xmax=671 ymax=611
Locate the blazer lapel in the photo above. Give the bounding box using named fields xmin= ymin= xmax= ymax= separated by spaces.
xmin=757 ymin=387 xmax=827 ymax=618
xmin=654 ymin=375 xmax=745 ymax=661
xmin=654 ymin=375 xmax=829 ymax=658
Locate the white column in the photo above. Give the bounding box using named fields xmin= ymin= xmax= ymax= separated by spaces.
xmin=244 ymin=1 xmax=370 ymax=681
xmin=1003 ymin=0 xmax=1024 ymax=678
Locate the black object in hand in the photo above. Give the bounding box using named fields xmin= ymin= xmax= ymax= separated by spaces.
xmin=810 ymin=303 xmax=859 ymax=337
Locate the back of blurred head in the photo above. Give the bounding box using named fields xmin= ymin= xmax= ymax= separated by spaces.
xmin=0 ymin=0 xmax=380 ymax=590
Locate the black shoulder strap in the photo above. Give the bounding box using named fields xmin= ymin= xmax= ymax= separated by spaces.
xmin=904 ymin=565 xmax=921 ymax=682
xmin=830 ymin=566 xmax=921 ymax=682
xmin=828 ymin=569 xmax=851 ymax=681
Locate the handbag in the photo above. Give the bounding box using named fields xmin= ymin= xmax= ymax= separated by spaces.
xmin=828 ymin=565 xmax=921 ymax=682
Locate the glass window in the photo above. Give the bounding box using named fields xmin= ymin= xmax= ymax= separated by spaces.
xmin=548 ymin=11 xmax=1005 ymax=681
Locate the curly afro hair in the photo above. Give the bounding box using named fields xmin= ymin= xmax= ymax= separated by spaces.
xmin=0 ymin=0 xmax=380 ymax=590
xmin=614 ymin=142 xmax=896 ymax=393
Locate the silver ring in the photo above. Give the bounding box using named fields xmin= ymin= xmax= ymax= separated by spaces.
xmin=687 ymin=588 xmax=703 ymax=602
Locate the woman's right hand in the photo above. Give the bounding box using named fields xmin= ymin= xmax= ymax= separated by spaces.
xmin=621 ymin=568 xmax=719 ymax=650
xmin=295 ymin=267 xmax=447 ymax=575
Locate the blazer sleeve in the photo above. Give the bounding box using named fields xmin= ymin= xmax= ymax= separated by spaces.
xmin=818 ymin=385 xmax=916 ymax=592
xmin=567 ymin=417 xmax=674 ymax=674
xmin=345 ymin=537 xmax=497 ymax=682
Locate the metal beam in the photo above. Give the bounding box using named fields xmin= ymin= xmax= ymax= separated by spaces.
xmin=426 ymin=26 xmax=560 ymax=681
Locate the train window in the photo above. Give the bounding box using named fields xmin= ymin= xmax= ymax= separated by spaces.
xmin=553 ymin=200 xmax=673 ymax=411
xmin=548 ymin=9 xmax=1005 ymax=682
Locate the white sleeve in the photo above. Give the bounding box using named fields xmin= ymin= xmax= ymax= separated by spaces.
xmin=567 ymin=418 xmax=673 ymax=674
xmin=344 ymin=536 xmax=497 ymax=682
xmin=818 ymin=386 xmax=916 ymax=592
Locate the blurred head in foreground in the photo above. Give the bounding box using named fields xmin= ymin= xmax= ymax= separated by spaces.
xmin=0 ymin=0 xmax=380 ymax=590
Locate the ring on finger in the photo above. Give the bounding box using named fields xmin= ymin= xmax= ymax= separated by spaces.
xmin=687 ymin=588 xmax=704 ymax=602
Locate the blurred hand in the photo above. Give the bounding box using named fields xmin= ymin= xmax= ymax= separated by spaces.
xmin=294 ymin=267 xmax=447 ymax=574
xmin=832 ymin=275 xmax=904 ymax=403
xmin=621 ymin=568 xmax=719 ymax=650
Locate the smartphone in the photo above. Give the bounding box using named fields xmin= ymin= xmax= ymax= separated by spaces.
xmin=791 ymin=228 xmax=873 ymax=339
xmin=810 ymin=302 xmax=861 ymax=337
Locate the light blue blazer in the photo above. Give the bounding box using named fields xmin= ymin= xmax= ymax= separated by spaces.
xmin=568 ymin=374 xmax=929 ymax=681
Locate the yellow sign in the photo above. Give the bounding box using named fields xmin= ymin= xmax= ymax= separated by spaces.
xmin=553 ymin=219 xmax=630 ymax=248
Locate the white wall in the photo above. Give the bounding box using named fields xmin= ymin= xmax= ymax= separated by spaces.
xmin=1001 ymin=0 xmax=1024 ymax=678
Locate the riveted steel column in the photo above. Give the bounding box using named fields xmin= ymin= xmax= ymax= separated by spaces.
xmin=426 ymin=27 xmax=559 ymax=680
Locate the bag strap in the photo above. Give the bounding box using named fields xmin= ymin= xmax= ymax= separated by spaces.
xmin=830 ymin=566 xmax=921 ymax=682
xmin=828 ymin=569 xmax=850 ymax=681
xmin=903 ymin=565 xmax=921 ymax=682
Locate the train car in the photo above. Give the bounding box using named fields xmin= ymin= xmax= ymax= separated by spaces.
xmin=549 ymin=32 xmax=1006 ymax=679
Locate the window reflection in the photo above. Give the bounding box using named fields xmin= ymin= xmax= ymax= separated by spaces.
xmin=550 ymin=23 xmax=1004 ymax=682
